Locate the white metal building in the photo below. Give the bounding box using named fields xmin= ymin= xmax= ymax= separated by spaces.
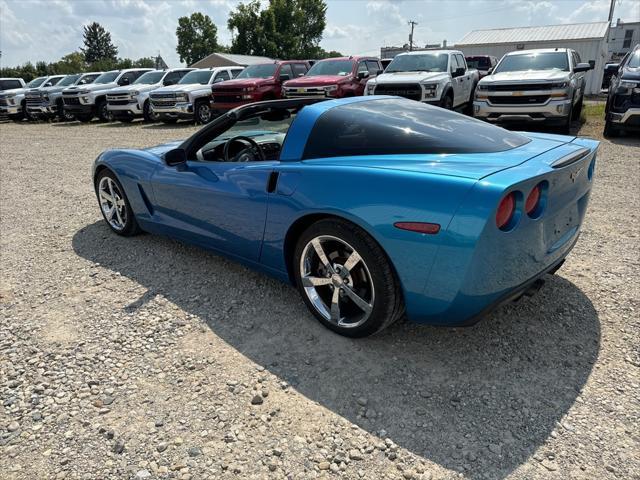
xmin=455 ymin=22 xmax=609 ymax=95
xmin=190 ymin=52 xmax=274 ymax=69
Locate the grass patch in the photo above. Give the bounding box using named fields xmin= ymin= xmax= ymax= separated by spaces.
xmin=584 ymin=103 xmax=605 ymax=118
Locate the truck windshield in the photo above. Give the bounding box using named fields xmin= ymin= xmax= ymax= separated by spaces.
xmin=307 ymin=60 xmax=353 ymax=76
xmin=466 ymin=57 xmax=490 ymax=69
xmin=26 ymin=77 xmax=47 ymax=88
xmin=134 ymin=71 xmax=164 ymax=84
xmin=94 ymin=71 xmax=120 ymax=84
xmin=179 ymin=70 xmax=213 ymax=85
xmin=57 ymin=74 xmax=81 ymax=87
xmin=494 ymin=52 xmax=569 ymax=73
xmin=236 ymin=64 xmax=277 ymax=79
xmin=78 ymin=74 xmax=100 ymax=85
xmin=626 ymin=49 xmax=640 ymax=68
xmin=386 ymin=54 xmax=449 ymax=73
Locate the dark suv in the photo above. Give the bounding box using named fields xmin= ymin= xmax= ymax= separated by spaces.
xmin=604 ymin=44 xmax=640 ymax=136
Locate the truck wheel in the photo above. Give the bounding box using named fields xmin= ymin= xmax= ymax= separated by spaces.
xmin=76 ymin=114 xmax=93 ymax=123
xmin=439 ymin=92 xmax=453 ymax=110
xmin=195 ymin=99 xmax=212 ymax=124
xmin=603 ymin=120 xmax=620 ymax=138
xmin=57 ymin=99 xmax=73 ymax=122
xmin=572 ymin=96 xmax=584 ymax=121
xmin=560 ymin=100 xmax=573 ymax=134
xmin=23 ymin=100 xmax=34 ymax=121
xmin=97 ymin=99 xmax=111 ymax=122
xmin=143 ymin=100 xmax=158 ymax=122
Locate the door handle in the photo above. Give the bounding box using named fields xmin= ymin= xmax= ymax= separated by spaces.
xmin=266 ymin=171 xmax=279 ymax=193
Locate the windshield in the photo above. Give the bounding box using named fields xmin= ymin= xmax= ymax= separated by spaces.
xmin=179 ymin=70 xmax=213 ymax=85
xmin=79 ymin=74 xmax=99 ymax=85
xmin=0 ymin=79 xmax=23 ymax=90
xmin=494 ymin=52 xmax=569 ymax=73
xmin=57 ymin=74 xmax=81 ymax=87
xmin=626 ymin=49 xmax=640 ymax=68
xmin=307 ymin=60 xmax=354 ymax=76
xmin=236 ymin=64 xmax=277 ymax=79
xmin=134 ymin=71 xmax=164 ymax=84
xmin=466 ymin=57 xmax=490 ymax=69
xmin=26 ymin=77 xmax=47 ymax=88
xmin=386 ymin=54 xmax=449 ymax=73
xmin=94 ymin=71 xmax=119 ymax=84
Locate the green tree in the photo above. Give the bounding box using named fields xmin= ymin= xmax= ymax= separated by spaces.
xmin=228 ymin=0 xmax=327 ymax=59
xmin=81 ymin=22 xmax=118 ymax=64
xmin=51 ymin=51 xmax=87 ymax=74
xmin=35 ymin=60 xmax=49 ymax=76
xmin=132 ymin=57 xmax=156 ymax=68
xmin=175 ymin=12 xmax=221 ymax=65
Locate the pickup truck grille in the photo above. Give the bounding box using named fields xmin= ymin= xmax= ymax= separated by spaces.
xmin=0 ymin=97 xmax=8 ymax=106
xmin=150 ymin=93 xmax=178 ymax=108
xmin=107 ymin=93 xmax=133 ymax=105
xmin=373 ymin=83 xmax=422 ymax=101
xmin=212 ymin=93 xmax=243 ymax=103
xmin=489 ymin=95 xmax=550 ymax=105
xmin=487 ymin=83 xmax=553 ymax=91
xmin=284 ymin=87 xmax=327 ymax=98
xmin=26 ymin=93 xmax=44 ymax=106
xmin=63 ymin=96 xmax=81 ymax=105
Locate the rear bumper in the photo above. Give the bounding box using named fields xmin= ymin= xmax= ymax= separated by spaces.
xmin=474 ymin=98 xmax=572 ymax=124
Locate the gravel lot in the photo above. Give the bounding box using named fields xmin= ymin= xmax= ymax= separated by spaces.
xmin=1 ymin=117 xmax=638 ymax=480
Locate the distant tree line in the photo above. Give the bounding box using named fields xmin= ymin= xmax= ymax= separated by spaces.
xmin=0 ymin=22 xmax=156 ymax=81
xmin=176 ymin=0 xmax=343 ymax=65
xmin=2 ymin=1 xmax=344 ymax=81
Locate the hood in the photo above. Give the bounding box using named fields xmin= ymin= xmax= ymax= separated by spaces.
xmin=303 ymin=136 xmax=573 ymax=180
xmin=212 ymin=78 xmax=274 ymax=89
xmin=0 ymin=87 xmax=27 ymax=96
xmin=481 ymin=69 xmax=569 ymax=84
xmin=109 ymin=83 xmax=161 ymax=94
xmin=284 ymin=75 xmax=353 ymax=87
xmin=152 ymin=83 xmax=203 ymax=94
xmin=64 ymin=82 xmax=117 ymax=94
xmin=372 ymin=71 xmax=449 ymax=84
xmin=620 ymin=66 xmax=640 ymax=81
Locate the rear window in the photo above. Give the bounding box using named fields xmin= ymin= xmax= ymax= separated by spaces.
xmin=303 ymin=98 xmax=530 ymax=159
xmin=0 ymin=79 xmax=23 ymax=90
xmin=466 ymin=57 xmax=491 ymax=69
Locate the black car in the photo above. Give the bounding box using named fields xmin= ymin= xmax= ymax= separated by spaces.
xmin=604 ymin=44 xmax=640 ymax=137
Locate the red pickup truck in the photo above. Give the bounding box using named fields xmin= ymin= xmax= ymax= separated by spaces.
xmin=282 ymin=56 xmax=382 ymax=98
xmin=210 ymin=60 xmax=309 ymax=113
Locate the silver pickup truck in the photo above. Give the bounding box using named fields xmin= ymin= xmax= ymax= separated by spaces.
xmin=26 ymin=72 xmax=101 ymax=121
xmin=62 ymin=68 xmax=152 ymax=122
xmin=0 ymin=75 xmax=64 ymax=120
xmin=106 ymin=68 xmax=194 ymax=122
xmin=365 ymin=50 xmax=479 ymax=110
xmin=473 ymin=48 xmax=593 ymax=132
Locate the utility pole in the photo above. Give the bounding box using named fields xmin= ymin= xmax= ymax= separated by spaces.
xmin=607 ymin=0 xmax=616 ymax=22
xmin=408 ymin=21 xmax=418 ymax=51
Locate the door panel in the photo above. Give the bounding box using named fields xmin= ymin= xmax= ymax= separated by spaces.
xmin=450 ymin=55 xmax=465 ymax=107
xmin=150 ymin=160 xmax=278 ymax=261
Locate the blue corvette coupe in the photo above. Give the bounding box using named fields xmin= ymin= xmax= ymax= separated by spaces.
xmin=93 ymin=96 xmax=598 ymax=337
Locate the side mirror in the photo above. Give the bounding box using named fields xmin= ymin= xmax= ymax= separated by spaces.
xmin=574 ymin=62 xmax=593 ymax=73
xmin=279 ymin=73 xmax=291 ymax=81
xmin=164 ymin=148 xmax=187 ymax=167
xmin=487 ymin=67 xmax=493 ymax=75
xmin=297 ymin=72 xmax=305 ymax=77
xmin=357 ymin=71 xmax=370 ymax=80
xmin=213 ymin=77 xmax=225 ymax=83
xmin=376 ymin=69 xmax=384 ymax=75
xmin=454 ymin=67 xmax=465 ymax=77
xmin=605 ymin=63 xmax=620 ymax=74
xmin=164 ymin=80 xmax=174 ymax=86
xmin=119 ymin=77 xmax=130 ymax=86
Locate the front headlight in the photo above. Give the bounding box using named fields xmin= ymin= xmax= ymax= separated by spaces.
xmin=619 ymin=80 xmax=637 ymax=88
xmin=551 ymin=82 xmax=568 ymax=89
xmin=243 ymin=87 xmax=256 ymax=92
xmin=421 ymin=83 xmax=438 ymax=97
xmin=477 ymin=84 xmax=489 ymax=91
xmin=130 ymin=90 xmax=140 ymax=97
xmin=176 ymin=93 xmax=189 ymax=102
xmin=366 ymin=82 xmax=376 ymax=95
xmin=81 ymin=96 xmax=90 ymax=103
xmin=324 ymin=85 xmax=338 ymax=92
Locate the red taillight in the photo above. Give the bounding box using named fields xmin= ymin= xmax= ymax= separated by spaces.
xmin=525 ymin=185 xmax=541 ymax=215
xmin=496 ymin=193 xmax=516 ymax=229
xmin=394 ymin=222 xmax=441 ymax=234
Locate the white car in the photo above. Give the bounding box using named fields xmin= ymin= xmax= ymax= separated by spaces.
xmin=473 ymin=48 xmax=593 ymax=133
xmin=149 ymin=67 xmax=243 ymax=124
xmin=365 ymin=50 xmax=479 ymax=110
xmin=106 ymin=69 xmax=194 ymax=122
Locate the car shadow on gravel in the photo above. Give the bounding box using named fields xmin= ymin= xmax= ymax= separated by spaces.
xmin=72 ymin=221 xmax=600 ymax=479
xmin=141 ymin=122 xmax=197 ymax=130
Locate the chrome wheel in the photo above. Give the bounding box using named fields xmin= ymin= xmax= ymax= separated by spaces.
xmin=300 ymin=235 xmax=374 ymax=328
xmin=98 ymin=176 xmax=127 ymax=231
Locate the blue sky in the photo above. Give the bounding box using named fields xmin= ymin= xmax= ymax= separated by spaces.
xmin=1 ymin=0 xmax=638 ymax=67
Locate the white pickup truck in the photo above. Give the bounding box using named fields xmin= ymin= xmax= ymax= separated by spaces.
xmin=364 ymin=50 xmax=479 ymax=110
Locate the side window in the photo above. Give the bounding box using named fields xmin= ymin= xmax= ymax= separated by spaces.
xmin=357 ymin=61 xmax=368 ymax=73
xmin=450 ymin=55 xmax=460 ymax=73
xmin=366 ymin=60 xmax=380 ymax=75
xmin=292 ymin=63 xmax=307 ymax=77
xmin=456 ymin=54 xmax=466 ymax=71
xmin=231 ymin=69 xmax=242 ymax=78
xmin=213 ymin=71 xmax=230 ymax=83
xmin=574 ymin=51 xmax=582 ymax=63
xmin=118 ymin=72 xmax=135 ymax=85
xmin=279 ymin=64 xmax=293 ymax=80
xmin=163 ymin=71 xmax=181 ymax=85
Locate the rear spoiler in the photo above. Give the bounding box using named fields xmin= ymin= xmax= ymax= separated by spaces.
xmin=550 ymin=148 xmax=590 ymax=169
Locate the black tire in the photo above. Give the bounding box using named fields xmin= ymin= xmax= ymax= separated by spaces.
xmin=195 ymin=99 xmax=212 ymax=124
xmin=23 ymin=101 xmax=34 ymax=121
xmin=57 ymin=99 xmax=71 ymax=122
xmin=94 ymin=169 xmax=141 ymax=237
xmin=293 ymin=218 xmax=404 ymax=338
xmin=143 ymin=100 xmax=158 ymax=122
xmin=76 ymin=114 xmax=93 ymax=123
xmin=603 ymin=120 xmax=620 ymax=138
xmin=118 ymin=116 xmax=134 ymax=123
xmin=560 ymin=101 xmax=573 ymax=134
xmin=96 ymin=99 xmax=111 ymax=122
xmin=572 ymin=96 xmax=583 ymax=121
xmin=439 ymin=92 xmax=453 ymax=110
